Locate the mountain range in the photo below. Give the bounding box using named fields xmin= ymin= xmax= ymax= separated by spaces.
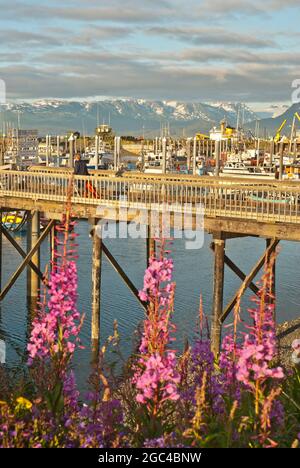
xmin=0 ymin=98 xmax=298 ymax=138
xmin=247 ymin=102 xmax=300 ymax=137
xmin=0 ymin=99 xmax=259 ymax=137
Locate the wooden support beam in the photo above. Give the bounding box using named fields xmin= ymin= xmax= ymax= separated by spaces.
xmin=220 ymin=239 xmax=280 ymax=323
xmin=0 ymin=220 xmax=55 ymax=302
xmin=1 ymin=224 xmax=45 ymax=280
xmin=211 ymin=235 xmax=225 ymax=356
xmin=91 ymin=222 xmax=102 ymax=357
xmin=210 ymin=242 xmax=259 ymax=295
xmin=102 ymin=242 xmax=147 ymax=312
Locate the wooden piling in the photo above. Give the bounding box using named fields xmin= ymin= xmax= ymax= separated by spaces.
xmin=162 ymin=137 xmax=167 ymax=174
xmin=91 ymin=222 xmax=102 ymax=357
xmin=45 ymin=135 xmax=49 ymax=166
xmin=279 ymin=142 xmax=284 ymax=180
xmin=215 ymin=140 xmax=220 ymax=176
xmin=270 ymin=140 xmax=274 ymax=166
xmin=56 ymin=135 xmax=60 ymax=167
xmin=27 ymin=211 xmax=41 ymax=311
xmin=69 ymin=136 xmax=74 ymax=169
xmin=186 ymin=138 xmax=191 ymax=171
xmin=293 ymin=140 xmax=297 ymax=158
xmin=95 ymin=135 xmax=99 ymax=171
xmin=211 ymin=236 xmax=225 ymax=356
xmin=31 ymin=211 xmax=40 ymax=297
xmin=193 ymin=137 xmax=197 ymax=175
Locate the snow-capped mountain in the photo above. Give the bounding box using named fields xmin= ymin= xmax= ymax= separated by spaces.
xmin=0 ymin=99 xmax=258 ymax=136
xmin=247 ymin=102 xmax=300 ymax=136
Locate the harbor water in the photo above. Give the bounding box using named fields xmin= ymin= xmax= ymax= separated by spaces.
xmin=0 ymin=220 xmax=299 ymax=389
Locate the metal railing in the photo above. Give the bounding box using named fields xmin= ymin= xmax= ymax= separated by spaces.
xmin=1 ymin=169 xmax=300 ymax=223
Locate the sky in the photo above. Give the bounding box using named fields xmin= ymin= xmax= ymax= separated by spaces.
xmin=0 ymin=0 xmax=299 ymax=110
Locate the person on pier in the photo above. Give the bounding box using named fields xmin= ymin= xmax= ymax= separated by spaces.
xmin=74 ymin=153 xmax=89 ymax=196
xmin=74 ymin=153 xmax=89 ymax=176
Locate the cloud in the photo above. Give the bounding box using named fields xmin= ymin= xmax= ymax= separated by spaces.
xmin=71 ymin=26 xmax=133 ymax=46
xmin=0 ymin=55 xmax=298 ymax=103
xmin=0 ymin=30 xmax=62 ymax=47
xmin=1 ymin=0 xmax=297 ymax=24
xmin=0 ymin=2 xmax=172 ymax=24
xmin=161 ymin=48 xmax=300 ymax=66
xmin=0 ymin=26 xmax=133 ymax=52
xmin=198 ymin=0 xmax=299 ymax=18
xmin=0 ymin=0 xmax=299 ymax=103
xmin=148 ymin=27 xmax=275 ymax=48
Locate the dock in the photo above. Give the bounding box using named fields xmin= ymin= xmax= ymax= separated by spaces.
xmin=1 ymin=167 xmax=300 ymax=355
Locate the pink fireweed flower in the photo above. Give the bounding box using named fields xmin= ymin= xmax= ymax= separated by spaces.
xmin=139 ymin=257 xmax=174 ymax=307
xmin=235 ymin=276 xmax=284 ymax=389
xmin=134 ymin=352 xmax=180 ymax=405
xmin=27 ymin=220 xmax=83 ymax=369
xmin=236 ymin=335 xmax=284 ymax=388
xmin=134 ymin=250 xmax=180 ymax=408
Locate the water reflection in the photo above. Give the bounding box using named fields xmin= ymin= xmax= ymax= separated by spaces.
xmin=1 ymin=221 xmax=299 ymax=390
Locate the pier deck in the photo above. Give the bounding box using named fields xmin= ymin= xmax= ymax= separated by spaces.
xmin=1 ymin=169 xmax=300 ymax=240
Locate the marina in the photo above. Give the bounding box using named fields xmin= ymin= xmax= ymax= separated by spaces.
xmin=1 ymin=114 xmax=300 ymax=357
xmin=1 ymin=0 xmax=300 ymax=450
xmin=1 ymin=162 xmax=300 ymax=356
xmin=0 ymin=114 xmax=300 ymax=354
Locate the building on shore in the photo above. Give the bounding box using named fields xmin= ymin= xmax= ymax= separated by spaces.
xmin=5 ymin=128 xmax=38 ymax=164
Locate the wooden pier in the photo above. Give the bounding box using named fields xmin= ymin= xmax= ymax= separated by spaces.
xmin=1 ymin=167 xmax=300 ymax=354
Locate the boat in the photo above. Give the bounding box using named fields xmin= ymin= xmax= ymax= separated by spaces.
xmin=1 ymin=211 xmax=28 ymax=232
xmin=1 ymin=211 xmax=48 ymax=232
xmin=282 ymin=162 xmax=300 ymax=180
xmin=84 ymin=148 xmax=113 ymax=170
xmin=144 ymin=160 xmax=170 ymax=174
xmin=226 ymin=152 xmax=253 ymax=165
xmin=143 ymin=150 xmax=171 ymax=174
xmin=215 ymin=162 xmax=276 ymax=179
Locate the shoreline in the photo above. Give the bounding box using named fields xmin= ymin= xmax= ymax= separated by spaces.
xmin=277 ymin=317 xmax=300 ymax=368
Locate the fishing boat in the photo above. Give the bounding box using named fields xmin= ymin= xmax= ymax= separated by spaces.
xmin=84 ymin=149 xmax=113 ymax=169
xmin=217 ymin=162 xmax=275 ymax=179
xmin=142 ymin=147 xmax=178 ymax=174
xmin=282 ymin=163 xmax=300 ymax=180
xmin=226 ymin=152 xmax=253 ymax=165
xmin=1 ymin=211 xmax=28 ymax=232
xmin=144 ymin=160 xmax=170 ymax=174
xmin=1 ymin=211 xmax=48 ymax=232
